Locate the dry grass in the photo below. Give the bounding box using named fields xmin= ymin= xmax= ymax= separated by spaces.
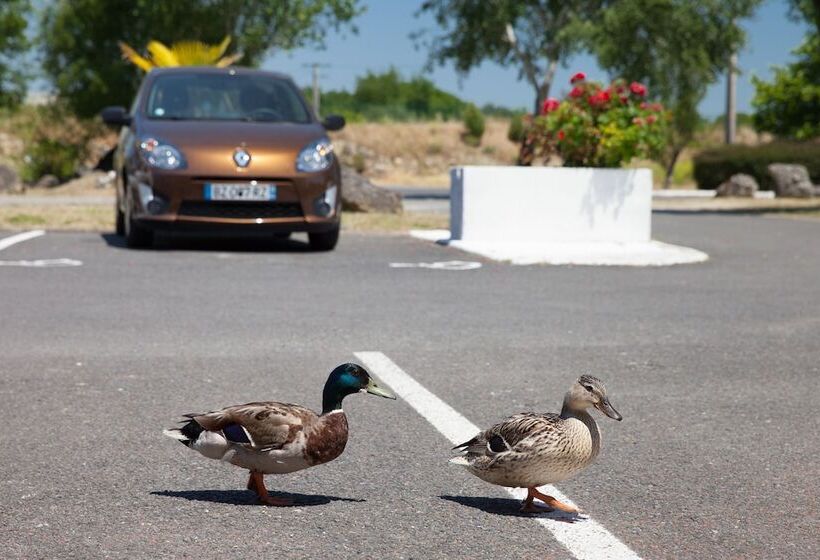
xmin=653 ymin=197 xmax=820 ymax=212
xmin=331 ymin=118 xmax=519 ymax=186
xmin=0 ymin=205 xmax=113 ymax=231
xmin=0 ymin=206 xmax=448 ymax=233
xmin=342 ymin=212 xmax=448 ymax=232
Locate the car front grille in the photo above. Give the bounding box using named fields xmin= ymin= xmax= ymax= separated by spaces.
xmin=178 ymin=201 xmax=304 ymax=220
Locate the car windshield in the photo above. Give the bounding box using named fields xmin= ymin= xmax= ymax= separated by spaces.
xmin=145 ymin=73 xmax=311 ymax=123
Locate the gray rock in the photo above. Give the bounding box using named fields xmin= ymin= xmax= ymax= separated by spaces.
xmin=716 ymin=173 xmax=758 ymax=197
xmin=341 ymin=166 xmax=402 ymax=214
xmin=0 ymin=163 xmax=20 ymax=193
xmin=767 ymin=163 xmax=814 ymax=198
xmin=34 ymin=174 xmax=60 ymax=189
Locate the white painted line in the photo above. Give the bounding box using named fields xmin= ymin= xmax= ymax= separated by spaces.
xmin=0 ymin=258 xmax=82 ymax=267
xmin=0 ymin=230 xmax=45 ymax=252
xmin=354 ymin=351 xmax=642 ymax=560
xmin=0 ymin=230 xmax=83 ymax=267
xmin=389 ymin=260 xmax=482 ymax=270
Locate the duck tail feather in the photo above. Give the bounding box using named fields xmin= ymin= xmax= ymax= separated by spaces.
xmin=163 ymin=418 xmax=205 ymax=447
xmin=452 ymin=435 xmax=479 ymax=450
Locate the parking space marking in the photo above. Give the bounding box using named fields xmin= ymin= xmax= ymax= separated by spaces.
xmin=0 ymin=230 xmax=46 ymax=251
xmin=0 ymin=230 xmax=83 ymax=267
xmin=389 ymin=260 xmax=482 ymax=270
xmin=354 ymin=351 xmax=641 ymax=560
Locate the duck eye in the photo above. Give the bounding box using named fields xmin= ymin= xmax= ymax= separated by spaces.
xmin=583 ymin=385 xmax=594 ymax=393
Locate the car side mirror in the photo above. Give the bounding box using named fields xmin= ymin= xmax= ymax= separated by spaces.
xmin=101 ymin=106 xmax=132 ymax=127
xmin=321 ymin=114 xmax=345 ymax=131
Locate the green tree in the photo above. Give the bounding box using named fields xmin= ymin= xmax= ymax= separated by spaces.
xmin=0 ymin=0 xmax=29 ymax=109
xmin=354 ymin=68 xmax=403 ymax=106
xmin=752 ymin=3 xmax=820 ymax=139
xmin=416 ymin=0 xmax=609 ymax=115
xmin=787 ymin=0 xmax=820 ymax=33
xmin=461 ymin=103 xmax=485 ymax=145
xmin=40 ymin=0 xmax=363 ymax=117
xmin=591 ymin=0 xmax=760 ymax=186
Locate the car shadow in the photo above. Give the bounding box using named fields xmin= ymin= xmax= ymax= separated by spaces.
xmin=439 ymin=495 xmax=584 ymax=523
xmin=100 ymin=232 xmax=313 ymax=253
xmin=151 ymin=489 xmax=365 ymax=507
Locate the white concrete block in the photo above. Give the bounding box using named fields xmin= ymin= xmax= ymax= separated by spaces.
xmin=450 ymin=166 xmax=653 ymax=243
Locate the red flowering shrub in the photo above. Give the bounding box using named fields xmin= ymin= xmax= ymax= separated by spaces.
xmin=570 ymin=72 xmax=586 ymax=84
xmin=541 ymin=97 xmax=560 ymax=114
xmin=524 ymin=73 xmax=669 ymax=167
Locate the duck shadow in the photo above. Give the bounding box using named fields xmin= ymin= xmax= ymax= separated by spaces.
xmin=152 ymin=489 xmax=364 ymax=507
xmin=439 ymin=495 xmax=585 ymax=523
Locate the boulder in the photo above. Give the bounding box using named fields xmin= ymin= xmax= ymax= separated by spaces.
xmin=34 ymin=174 xmax=60 ymax=189
xmin=716 ymin=173 xmax=758 ymax=197
xmin=767 ymin=163 xmax=814 ymax=198
xmin=341 ymin=166 xmax=402 ymax=214
xmin=0 ymin=163 xmax=20 ymax=193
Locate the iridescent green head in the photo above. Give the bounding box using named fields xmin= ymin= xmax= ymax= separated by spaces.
xmin=322 ymin=362 xmax=396 ymax=414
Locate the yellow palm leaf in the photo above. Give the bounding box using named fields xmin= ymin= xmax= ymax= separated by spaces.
xmin=146 ymin=40 xmax=179 ymax=67
xmin=120 ymin=36 xmax=239 ymax=70
xmin=118 ymin=41 xmax=154 ymax=71
xmin=215 ymin=52 xmax=243 ymax=68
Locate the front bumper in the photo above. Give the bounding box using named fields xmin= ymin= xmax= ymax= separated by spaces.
xmin=128 ymin=166 xmax=341 ymax=231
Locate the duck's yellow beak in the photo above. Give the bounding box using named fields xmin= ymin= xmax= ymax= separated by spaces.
xmin=597 ymin=398 xmax=622 ymax=421
xmin=364 ymin=378 xmax=396 ymax=400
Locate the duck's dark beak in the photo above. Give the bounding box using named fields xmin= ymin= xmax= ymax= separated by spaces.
xmin=364 ymin=377 xmax=396 ymax=400
xmin=598 ymin=398 xmax=622 ymax=421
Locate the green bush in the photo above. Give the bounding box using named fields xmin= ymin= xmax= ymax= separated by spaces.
xmin=22 ymin=139 xmax=81 ymax=182
xmin=507 ymin=113 xmax=525 ymax=143
xmin=462 ymin=103 xmax=485 ymax=145
xmin=693 ymin=142 xmax=820 ymax=190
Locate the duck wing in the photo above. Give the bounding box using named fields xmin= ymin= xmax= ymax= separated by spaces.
xmin=186 ymin=401 xmax=318 ymax=451
xmin=453 ymin=412 xmax=562 ymax=457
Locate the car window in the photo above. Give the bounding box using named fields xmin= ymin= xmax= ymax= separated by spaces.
xmin=145 ymin=73 xmax=311 ymax=123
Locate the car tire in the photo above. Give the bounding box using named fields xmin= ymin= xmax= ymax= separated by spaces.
xmin=115 ymin=202 xmax=125 ymax=236
xmin=124 ymin=199 xmax=153 ymax=249
xmin=308 ymin=225 xmax=339 ymax=251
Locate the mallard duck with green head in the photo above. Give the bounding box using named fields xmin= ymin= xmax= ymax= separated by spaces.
xmin=451 ymin=375 xmax=622 ymax=513
xmin=163 ymin=363 xmax=395 ymax=506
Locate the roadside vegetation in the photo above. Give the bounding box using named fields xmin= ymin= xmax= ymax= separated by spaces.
xmin=0 ymin=0 xmax=818 ymax=230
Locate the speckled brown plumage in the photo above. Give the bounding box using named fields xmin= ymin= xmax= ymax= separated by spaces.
xmin=304 ymin=412 xmax=349 ymax=465
xmin=451 ymin=376 xmax=621 ymax=493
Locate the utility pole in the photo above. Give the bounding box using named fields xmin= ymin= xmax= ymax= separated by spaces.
xmin=303 ymin=63 xmax=329 ymax=117
xmin=725 ymin=52 xmax=737 ymax=145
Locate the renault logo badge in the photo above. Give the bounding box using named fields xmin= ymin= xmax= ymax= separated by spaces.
xmin=233 ymin=148 xmax=251 ymax=168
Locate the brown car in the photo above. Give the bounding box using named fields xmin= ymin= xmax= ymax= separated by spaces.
xmin=102 ymin=66 xmax=345 ymax=250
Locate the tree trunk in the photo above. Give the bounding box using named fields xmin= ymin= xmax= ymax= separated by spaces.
xmin=663 ymin=145 xmax=683 ymax=189
xmin=520 ymin=59 xmax=559 ymax=166
xmin=532 ymin=59 xmax=558 ymax=115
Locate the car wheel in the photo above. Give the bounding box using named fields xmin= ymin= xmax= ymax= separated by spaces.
xmin=124 ymin=198 xmax=153 ymax=249
xmin=308 ymin=225 xmax=339 ymax=251
xmin=115 ymin=200 xmax=125 ymax=236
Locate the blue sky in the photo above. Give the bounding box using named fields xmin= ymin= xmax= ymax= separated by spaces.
xmin=262 ymin=0 xmax=809 ymax=117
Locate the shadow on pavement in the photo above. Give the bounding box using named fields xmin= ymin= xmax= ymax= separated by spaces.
xmin=100 ymin=232 xmax=313 ymax=253
xmin=151 ymin=489 xmax=365 ymax=507
xmin=439 ymin=495 xmax=583 ymax=523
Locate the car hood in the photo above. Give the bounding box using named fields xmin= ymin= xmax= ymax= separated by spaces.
xmin=137 ymin=120 xmax=328 ymax=177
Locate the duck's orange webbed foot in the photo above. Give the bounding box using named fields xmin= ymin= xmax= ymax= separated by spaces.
xmin=522 ymin=487 xmax=580 ymax=514
xmin=247 ymin=471 xmax=292 ymax=507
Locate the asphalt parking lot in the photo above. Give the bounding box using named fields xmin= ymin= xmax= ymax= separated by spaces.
xmin=1 ymin=213 xmax=818 ymax=560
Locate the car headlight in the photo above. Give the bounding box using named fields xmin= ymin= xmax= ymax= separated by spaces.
xmin=296 ymin=138 xmax=334 ymax=172
xmin=139 ymin=137 xmax=185 ymax=170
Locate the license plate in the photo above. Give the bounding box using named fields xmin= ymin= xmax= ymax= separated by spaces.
xmin=204 ymin=182 xmax=277 ymax=201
